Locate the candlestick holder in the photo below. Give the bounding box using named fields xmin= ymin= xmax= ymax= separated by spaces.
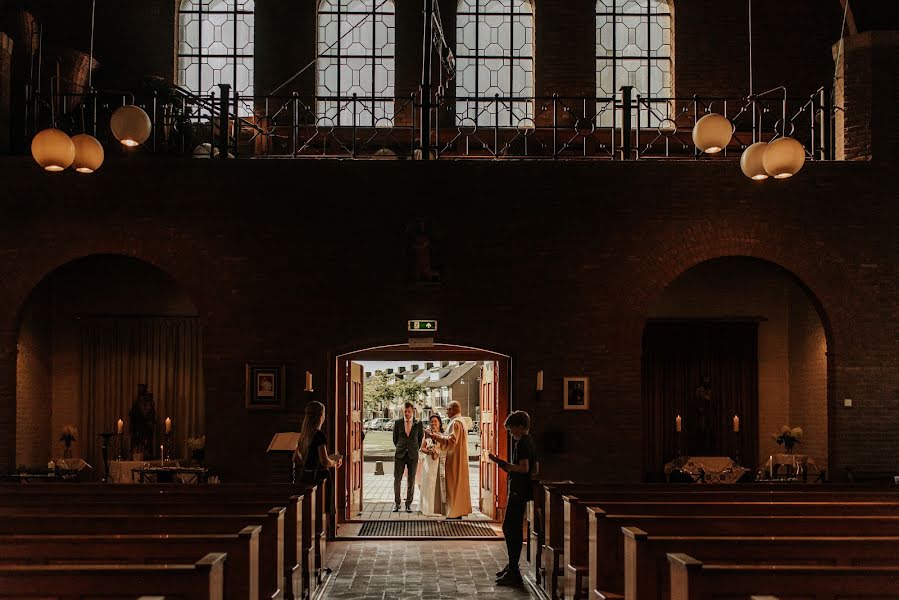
xmin=116 ymin=432 xmax=124 ymax=461
xmin=733 ymin=431 xmax=742 ymax=465
xmin=97 ymin=432 xmax=115 ymax=483
xmin=163 ymin=432 xmax=173 ymax=461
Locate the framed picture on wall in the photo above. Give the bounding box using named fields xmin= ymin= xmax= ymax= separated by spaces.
xmin=563 ymin=376 xmax=589 ymax=410
xmin=246 ymin=364 xmax=286 ymax=409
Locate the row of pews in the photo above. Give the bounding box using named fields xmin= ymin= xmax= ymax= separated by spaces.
xmin=526 ymin=482 xmax=899 ymax=600
xmin=0 ymin=482 xmax=330 ymax=600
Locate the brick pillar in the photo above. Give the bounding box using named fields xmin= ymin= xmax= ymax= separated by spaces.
xmin=0 ymin=32 xmax=12 ymax=154
xmin=833 ymin=31 xmax=899 ymax=163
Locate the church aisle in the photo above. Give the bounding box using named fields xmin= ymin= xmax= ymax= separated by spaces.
xmin=321 ymin=540 xmax=537 ymax=599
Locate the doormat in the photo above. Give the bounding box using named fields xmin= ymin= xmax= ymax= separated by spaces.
xmin=358 ymin=520 xmax=497 ymax=537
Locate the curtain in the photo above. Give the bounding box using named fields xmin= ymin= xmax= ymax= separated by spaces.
xmin=80 ymin=318 xmax=205 ymax=470
xmin=642 ymin=320 xmax=758 ymax=478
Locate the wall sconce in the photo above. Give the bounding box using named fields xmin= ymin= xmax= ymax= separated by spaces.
xmin=536 ymin=370 xmax=544 ymax=392
xmin=304 ymin=370 xmax=313 ymax=392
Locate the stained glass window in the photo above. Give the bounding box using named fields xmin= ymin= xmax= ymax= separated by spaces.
xmin=596 ymin=0 xmax=672 ymax=127
xmin=456 ymin=0 xmax=534 ymax=128
xmin=317 ymin=0 xmax=396 ymax=127
xmin=178 ymin=0 xmax=255 ymax=116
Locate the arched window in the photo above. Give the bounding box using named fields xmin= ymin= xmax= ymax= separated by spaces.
xmin=456 ymin=0 xmax=534 ymax=127
xmin=596 ymin=0 xmax=672 ymax=126
xmin=177 ymin=0 xmax=255 ymax=115
xmin=317 ymin=0 xmax=396 ymax=127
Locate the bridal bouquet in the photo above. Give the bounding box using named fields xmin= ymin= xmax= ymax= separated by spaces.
xmin=772 ymin=425 xmax=802 ymax=453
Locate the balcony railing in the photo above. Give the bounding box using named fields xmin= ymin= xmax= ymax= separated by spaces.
xmin=29 ymin=83 xmax=835 ymax=161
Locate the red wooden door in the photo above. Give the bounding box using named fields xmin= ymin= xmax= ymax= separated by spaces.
xmin=479 ymin=362 xmax=497 ymax=519
xmin=349 ymin=362 xmax=364 ymax=517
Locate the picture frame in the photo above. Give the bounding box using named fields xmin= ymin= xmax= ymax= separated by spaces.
xmin=245 ymin=364 xmax=286 ymax=410
xmin=563 ymin=376 xmax=589 ymax=411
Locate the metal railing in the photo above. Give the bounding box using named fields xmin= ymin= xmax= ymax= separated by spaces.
xmin=29 ymin=83 xmax=835 ymax=161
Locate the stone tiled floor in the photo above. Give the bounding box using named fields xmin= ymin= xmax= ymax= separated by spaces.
xmin=321 ymin=540 xmax=536 ymax=599
xmin=360 ymin=461 xmax=487 ymax=521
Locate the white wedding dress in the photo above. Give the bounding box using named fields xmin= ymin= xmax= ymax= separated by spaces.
xmin=418 ymin=439 xmax=447 ymax=517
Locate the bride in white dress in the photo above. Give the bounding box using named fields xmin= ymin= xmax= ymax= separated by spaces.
xmin=418 ymin=415 xmax=447 ymax=517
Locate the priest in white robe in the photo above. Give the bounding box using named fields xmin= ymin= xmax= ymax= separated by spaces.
xmin=427 ymin=400 xmax=472 ymax=518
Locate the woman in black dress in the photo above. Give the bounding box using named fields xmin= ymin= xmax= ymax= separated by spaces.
xmin=296 ymin=401 xmax=342 ymax=511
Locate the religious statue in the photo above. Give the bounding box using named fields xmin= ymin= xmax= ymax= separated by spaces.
xmin=129 ymin=383 xmax=156 ymax=459
xmin=692 ymin=375 xmax=717 ymax=455
xmin=409 ymin=220 xmax=441 ymax=283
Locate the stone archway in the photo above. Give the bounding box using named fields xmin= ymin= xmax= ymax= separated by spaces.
xmin=14 ymin=254 xmax=203 ymax=474
xmin=641 ymin=256 xmax=831 ymax=479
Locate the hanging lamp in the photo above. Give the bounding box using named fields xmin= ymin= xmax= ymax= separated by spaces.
xmin=71 ymin=133 xmax=105 ymax=173
xmin=110 ymin=105 xmax=152 ymax=147
xmin=31 ymin=128 xmax=76 ymax=171
xmin=691 ymin=113 xmax=733 ymax=154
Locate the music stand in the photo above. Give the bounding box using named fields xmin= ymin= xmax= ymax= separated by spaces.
xmin=267 ymin=432 xmax=301 ymax=484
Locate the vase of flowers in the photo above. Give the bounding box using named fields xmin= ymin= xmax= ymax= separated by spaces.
xmin=773 ymin=425 xmax=803 ymax=454
xmin=188 ymin=435 xmax=206 ymax=466
xmin=60 ymin=425 xmax=78 ymax=459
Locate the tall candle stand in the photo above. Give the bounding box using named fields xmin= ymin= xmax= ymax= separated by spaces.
xmin=733 ymin=430 xmax=742 ymax=465
xmin=116 ymin=432 xmax=124 ymax=461
xmin=163 ymin=432 xmax=173 ymax=461
xmin=98 ymin=432 xmax=114 ymax=483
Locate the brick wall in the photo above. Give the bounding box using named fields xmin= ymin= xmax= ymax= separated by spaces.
xmin=14 ymin=280 xmax=51 ymax=467
xmin=789 ymin=284 xmax=828 ymax=473
xmin=0 ymin=158 xmax=894 ymax=483
xmin=834 ymin=32 xmax=899 ymax=162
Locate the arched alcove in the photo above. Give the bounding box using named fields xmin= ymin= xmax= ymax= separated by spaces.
xmin=642 ymin=257 xmax=829 ymax=478
xmin=15 ymin=255 xmax=204 ymax=475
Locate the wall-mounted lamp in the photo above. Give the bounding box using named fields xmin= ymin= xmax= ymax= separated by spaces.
xmin=304 ymin=371 xmax=313 ymax=392
xmin=536 ymin=370 xmax=544 ymax=392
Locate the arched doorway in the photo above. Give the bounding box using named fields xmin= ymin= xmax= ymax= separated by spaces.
xmin=15 ymin=255 xmax=204 ymax=478
xmin=642 ymin=257 xmax=830 ymax=481
xmin=333 ymin=343 xmax=512 ymax=526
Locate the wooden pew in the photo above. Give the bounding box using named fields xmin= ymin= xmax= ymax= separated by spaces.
xmin=0 ymin=512 xmax=283 ymax=600
xmin=0 ymin=484 xmax=317 ymax=600
xmin=625 ymin=528 xmax=899 ymax=600
xmin=590 ymin=511 xmax=899 ymax=599
xmin=667 ymin=553 xmax=899 ymax=600
xmin=581 ymin=499 xmax=899 ymax=599
xmin=0 ymin=528 xmax=260 ymax=600
xmin=0 ymin=552 xmax=226 ymax=600
xmin=559 ymin=493 xmax=899 ymax=599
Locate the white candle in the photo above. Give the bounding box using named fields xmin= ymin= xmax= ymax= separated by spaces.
xmin=733 ymin=415 xmax=740 ymax=432
xmin=117 ymin=419 xmax=124 ymax=434
xmin=675 ymin=415 xmax=682 ymax=432
xmin=165 ymin=417 xmax=172 ymax=433
xmin=161 ymin=445 xmax=164 ymax=460
xmin=536 ymin=370 xmax=544 ymax=392
xmin=305 ymin=371 xmax=313 ymax=392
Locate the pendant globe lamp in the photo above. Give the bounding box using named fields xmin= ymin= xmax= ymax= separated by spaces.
xmin=71 ymin=133 xmax=105 ymax=173
xmin=692 ymin=113 xmax=733 ymax=154
xmin=740 ymin=141 xmax=769 ymax=180
xmin=31 ymin=128 xmax=76 ymax=171
xmin=762 ymin=136 xmax=805 ymax=179
xmin=110 ymin=104 xmax=152 ymax=147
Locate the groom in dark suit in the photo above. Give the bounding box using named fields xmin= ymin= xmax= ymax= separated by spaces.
xmin=393 ymin=401 xmax=424 ymax=512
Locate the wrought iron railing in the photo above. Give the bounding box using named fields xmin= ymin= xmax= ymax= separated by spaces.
xmin=29 ymin=83 xmax=835 ymax=161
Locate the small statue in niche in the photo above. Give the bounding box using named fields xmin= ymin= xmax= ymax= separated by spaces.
xmin=407 ymin=219 xmax=442 ymax=283
xmin=692 ymin=375 xmax=717 ymax=456
xmin=129 ymin=383 xmax=156 ymax=460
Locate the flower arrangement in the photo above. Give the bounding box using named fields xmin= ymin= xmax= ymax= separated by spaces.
xmin=772 ymin=425 xmax=803 ymax=453
xmin=187 ymin=435 xmax=206 ymax=451
xmin=59 ymin=425 xmax=78 ymax=444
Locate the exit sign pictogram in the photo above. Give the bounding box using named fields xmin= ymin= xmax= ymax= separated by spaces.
xmin=408 ymin=320 xmax=438 ymax=332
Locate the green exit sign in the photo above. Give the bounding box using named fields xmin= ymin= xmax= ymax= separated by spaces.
xmin=408 ymin=320 xmax=438 ymax=332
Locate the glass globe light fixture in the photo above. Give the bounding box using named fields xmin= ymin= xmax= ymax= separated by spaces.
xmin=110 ymin=105 xmax=152 ymax=147
xmin=740 ymin=142 xmax=769 ymax=180
xmin=71 ymin=134 xmax=105 ymax=173
xmin=31 ymin=128 xmax=76 ymax=171
xmin=692 ymin=113 xmax=733 ymax=154
xmin=762 ymin=137 xmax=806 ymax=179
